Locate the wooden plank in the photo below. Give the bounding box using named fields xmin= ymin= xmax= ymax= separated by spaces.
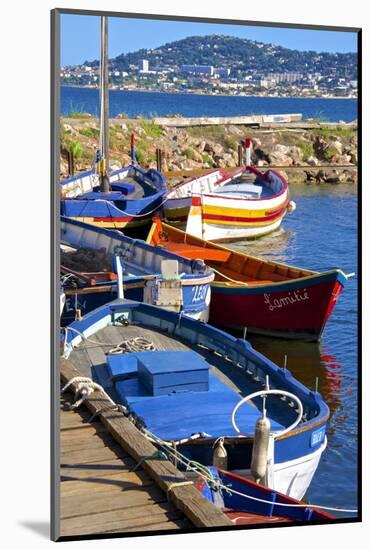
xmin=61 ymin=469 xmax=151 ymax=496
xmin=61 ymin=457 xmax=136 ymax=480
xmin=60 ymin=358 xmax=233 ymax=528
xmin=61 ymin=485 xmax=167 ymax=519
xmin=121 ymin=517 xmax=192 ymax=532
xmin=60 ymin=444 xmax=129 ymax=464
xmin=61 ymin=502 xmax=186 ymax=536
xmin=60 ymin=432 xmax=119 ymax=452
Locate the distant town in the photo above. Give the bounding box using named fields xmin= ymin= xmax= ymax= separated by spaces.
xmin=61 ymin=35 xmax=358 ymax=99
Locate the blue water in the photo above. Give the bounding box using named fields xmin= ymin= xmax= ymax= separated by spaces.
xmin=61 ymin=86 xmax=357 ymax=122
xmin=233 ymin=184 xmax=358 ymax=518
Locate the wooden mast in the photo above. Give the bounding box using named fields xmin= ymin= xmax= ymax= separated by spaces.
xmin=99 ymin=15 xmax=110 ymax=192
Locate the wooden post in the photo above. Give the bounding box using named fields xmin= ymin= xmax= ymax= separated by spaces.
xmin=68 ymin=150 xmax=75 ymax=176
xmin=99 ymin=16 xmax=110 ymax=192
xmin=238 ymin=143 xmax=243 ymax=167
xmin=156 ymin=148 xmax=164 ymax=172
xmin=156 ymin=148 xmax=160 ymax=171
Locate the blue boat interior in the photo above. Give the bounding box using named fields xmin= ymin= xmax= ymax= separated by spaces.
xmin=60 ymin=165 xmax=166 ymax=218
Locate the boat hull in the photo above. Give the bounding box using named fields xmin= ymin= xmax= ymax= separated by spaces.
xmin=61 ymin=281 xmax=211 ymax=326
xmin=163 ymin=167 xmax=290 ymax=242
xmin=210 ymin=272 xmax=345 ymax=342
xmin=147 ymin=221 xmax=346 ymax=341
xmin=61 ymin=165 xmax=166 ymax=230
xmin=232 ymin=438 xmax=327 ymax=500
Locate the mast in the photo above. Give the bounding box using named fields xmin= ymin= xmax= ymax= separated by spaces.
xmin=99 ymin=15 xmax=110 ymax=192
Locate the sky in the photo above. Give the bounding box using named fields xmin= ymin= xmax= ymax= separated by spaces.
xmin=61 ymin=14 xmax=358 ymax=66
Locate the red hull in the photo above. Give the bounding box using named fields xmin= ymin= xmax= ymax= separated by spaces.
xmin=210 ymin=278 xmax=344 ymax=341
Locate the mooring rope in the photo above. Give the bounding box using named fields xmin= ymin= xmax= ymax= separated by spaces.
xmin=61 ymin=376 xmax=111 ymax=409
xmin=210 ymin=267 xmax=250 ymax=286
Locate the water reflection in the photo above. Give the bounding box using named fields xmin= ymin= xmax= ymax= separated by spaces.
xmin=247 ymin=336 xmax=345 ymax=418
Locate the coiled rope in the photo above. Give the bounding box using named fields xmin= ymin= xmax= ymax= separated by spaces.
xmin=62 ymin=326 xmax=156 ymax=356
xmin=108 ymin=337 xmax=156 ymax=355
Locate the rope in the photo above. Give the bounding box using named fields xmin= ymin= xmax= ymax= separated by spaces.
xmin=84 ymin=195 xmax=169 ymax=219
xmin=211 ymin=267 xmax=250 ymax=286
xmin=88 ymin=403 xmax=128 ymax=423
xmin=61 ymin=376 xmax=110 ymax=410
xmin=108 ymin=337 xmax=156 ymax=355
xmin=62 ymin=326 xmax=123 ymax=356
xmin=166 ymin=481 xmax=194 ymax=495
xmin=131 ymin=450 xmax=168 ymax=472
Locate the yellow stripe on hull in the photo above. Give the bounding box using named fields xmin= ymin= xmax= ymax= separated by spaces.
xmin=70 ymin=217 xmax=149 ymax=229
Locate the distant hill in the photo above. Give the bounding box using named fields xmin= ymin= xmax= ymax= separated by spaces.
xmin=83 ymin=34 xmax=357 ymax=77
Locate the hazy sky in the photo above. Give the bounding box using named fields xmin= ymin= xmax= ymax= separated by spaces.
xmin=61 ymin=14 xmax=358 ymax=66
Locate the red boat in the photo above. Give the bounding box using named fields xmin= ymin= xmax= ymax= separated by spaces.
xmin=195 ymin=467 xmax=334 ymax=525
xmin=147 ymin=218 xmax=349 ymax=342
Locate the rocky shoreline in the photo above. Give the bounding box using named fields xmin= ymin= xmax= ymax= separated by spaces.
xmin=60 ymin=116 xmax=357 ymax=185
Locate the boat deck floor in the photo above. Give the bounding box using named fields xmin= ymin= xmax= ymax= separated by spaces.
xmin=112 ymin=176 xmax=156 ymax=200
xmin=68 ymin=324 xmax=296 ymax=431
xmin=60 ymin=391 xmax=192 ymax=537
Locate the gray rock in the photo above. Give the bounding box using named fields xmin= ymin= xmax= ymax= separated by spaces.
xmin=307 ymin=155 xmax=319 ymax=166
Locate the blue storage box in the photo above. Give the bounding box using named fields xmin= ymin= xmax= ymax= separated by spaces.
xmin=107 ymin=354 xmax=138 ymax=380
xmin=137 ymin=351 xmax=209 ymax=396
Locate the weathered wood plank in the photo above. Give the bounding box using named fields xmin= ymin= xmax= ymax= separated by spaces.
xmin=61 ymin=485 xmax=167 ymax=519
xmin=61 ymin=469 xmax=151 ymax=496
xmin=61 ymin=502 xmax=186 ymax=536
xmin=60 ymin=432 xmax=119 ymax=452
xmin=61 ymin=457 xmax=136 ymax=480
xmin=60 ymin=358 xmax=232 ymax=528
xmin=60 ymin=444 xmax=129 ymax=464
xmin=121 ymin=517 xmax=191 ymax=532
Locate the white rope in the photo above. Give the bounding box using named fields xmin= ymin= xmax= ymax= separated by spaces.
xmin=62 ymin=326 xmax=121 ymax=348
xmin=211 ymin=267 xmax=250 ymax=286
xmin=108 ymin=337 xmax=156 ymax=355
xmin=61 ymin=376 xmax=112 ymax=409
xmin=87 ymin=195 xmax=169 ymax=219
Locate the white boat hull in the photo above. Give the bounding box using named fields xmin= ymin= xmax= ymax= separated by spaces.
xmin=233 ymin=437 xmax=327 ymax=500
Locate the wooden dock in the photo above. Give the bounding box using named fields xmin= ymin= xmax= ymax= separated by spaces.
xmin=59 ymin=359 xmax=232 ymax=539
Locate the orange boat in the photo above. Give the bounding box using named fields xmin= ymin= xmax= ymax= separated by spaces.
xmin=147 ymin=218 xmax=349 ymax=342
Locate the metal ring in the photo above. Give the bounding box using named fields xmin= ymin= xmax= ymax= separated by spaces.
xmin=231 ymin=389 xmax=304 ymax=439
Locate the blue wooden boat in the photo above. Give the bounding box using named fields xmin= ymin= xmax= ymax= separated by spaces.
xmin=62 ymin=299 xmax=329 ymax=500
xmin=195 ymin=467 xmax=334 ymax=525
xmin=60 ymin=157 xmax=167 ymax=230
xmin=60 ymin=217 xmax=214 ymax=325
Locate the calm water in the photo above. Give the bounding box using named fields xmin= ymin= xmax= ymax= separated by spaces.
xmin=61 ymin=86 xmax=357 ymax=122
xmin=231 ymin=184 xmax=358 ymax=518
